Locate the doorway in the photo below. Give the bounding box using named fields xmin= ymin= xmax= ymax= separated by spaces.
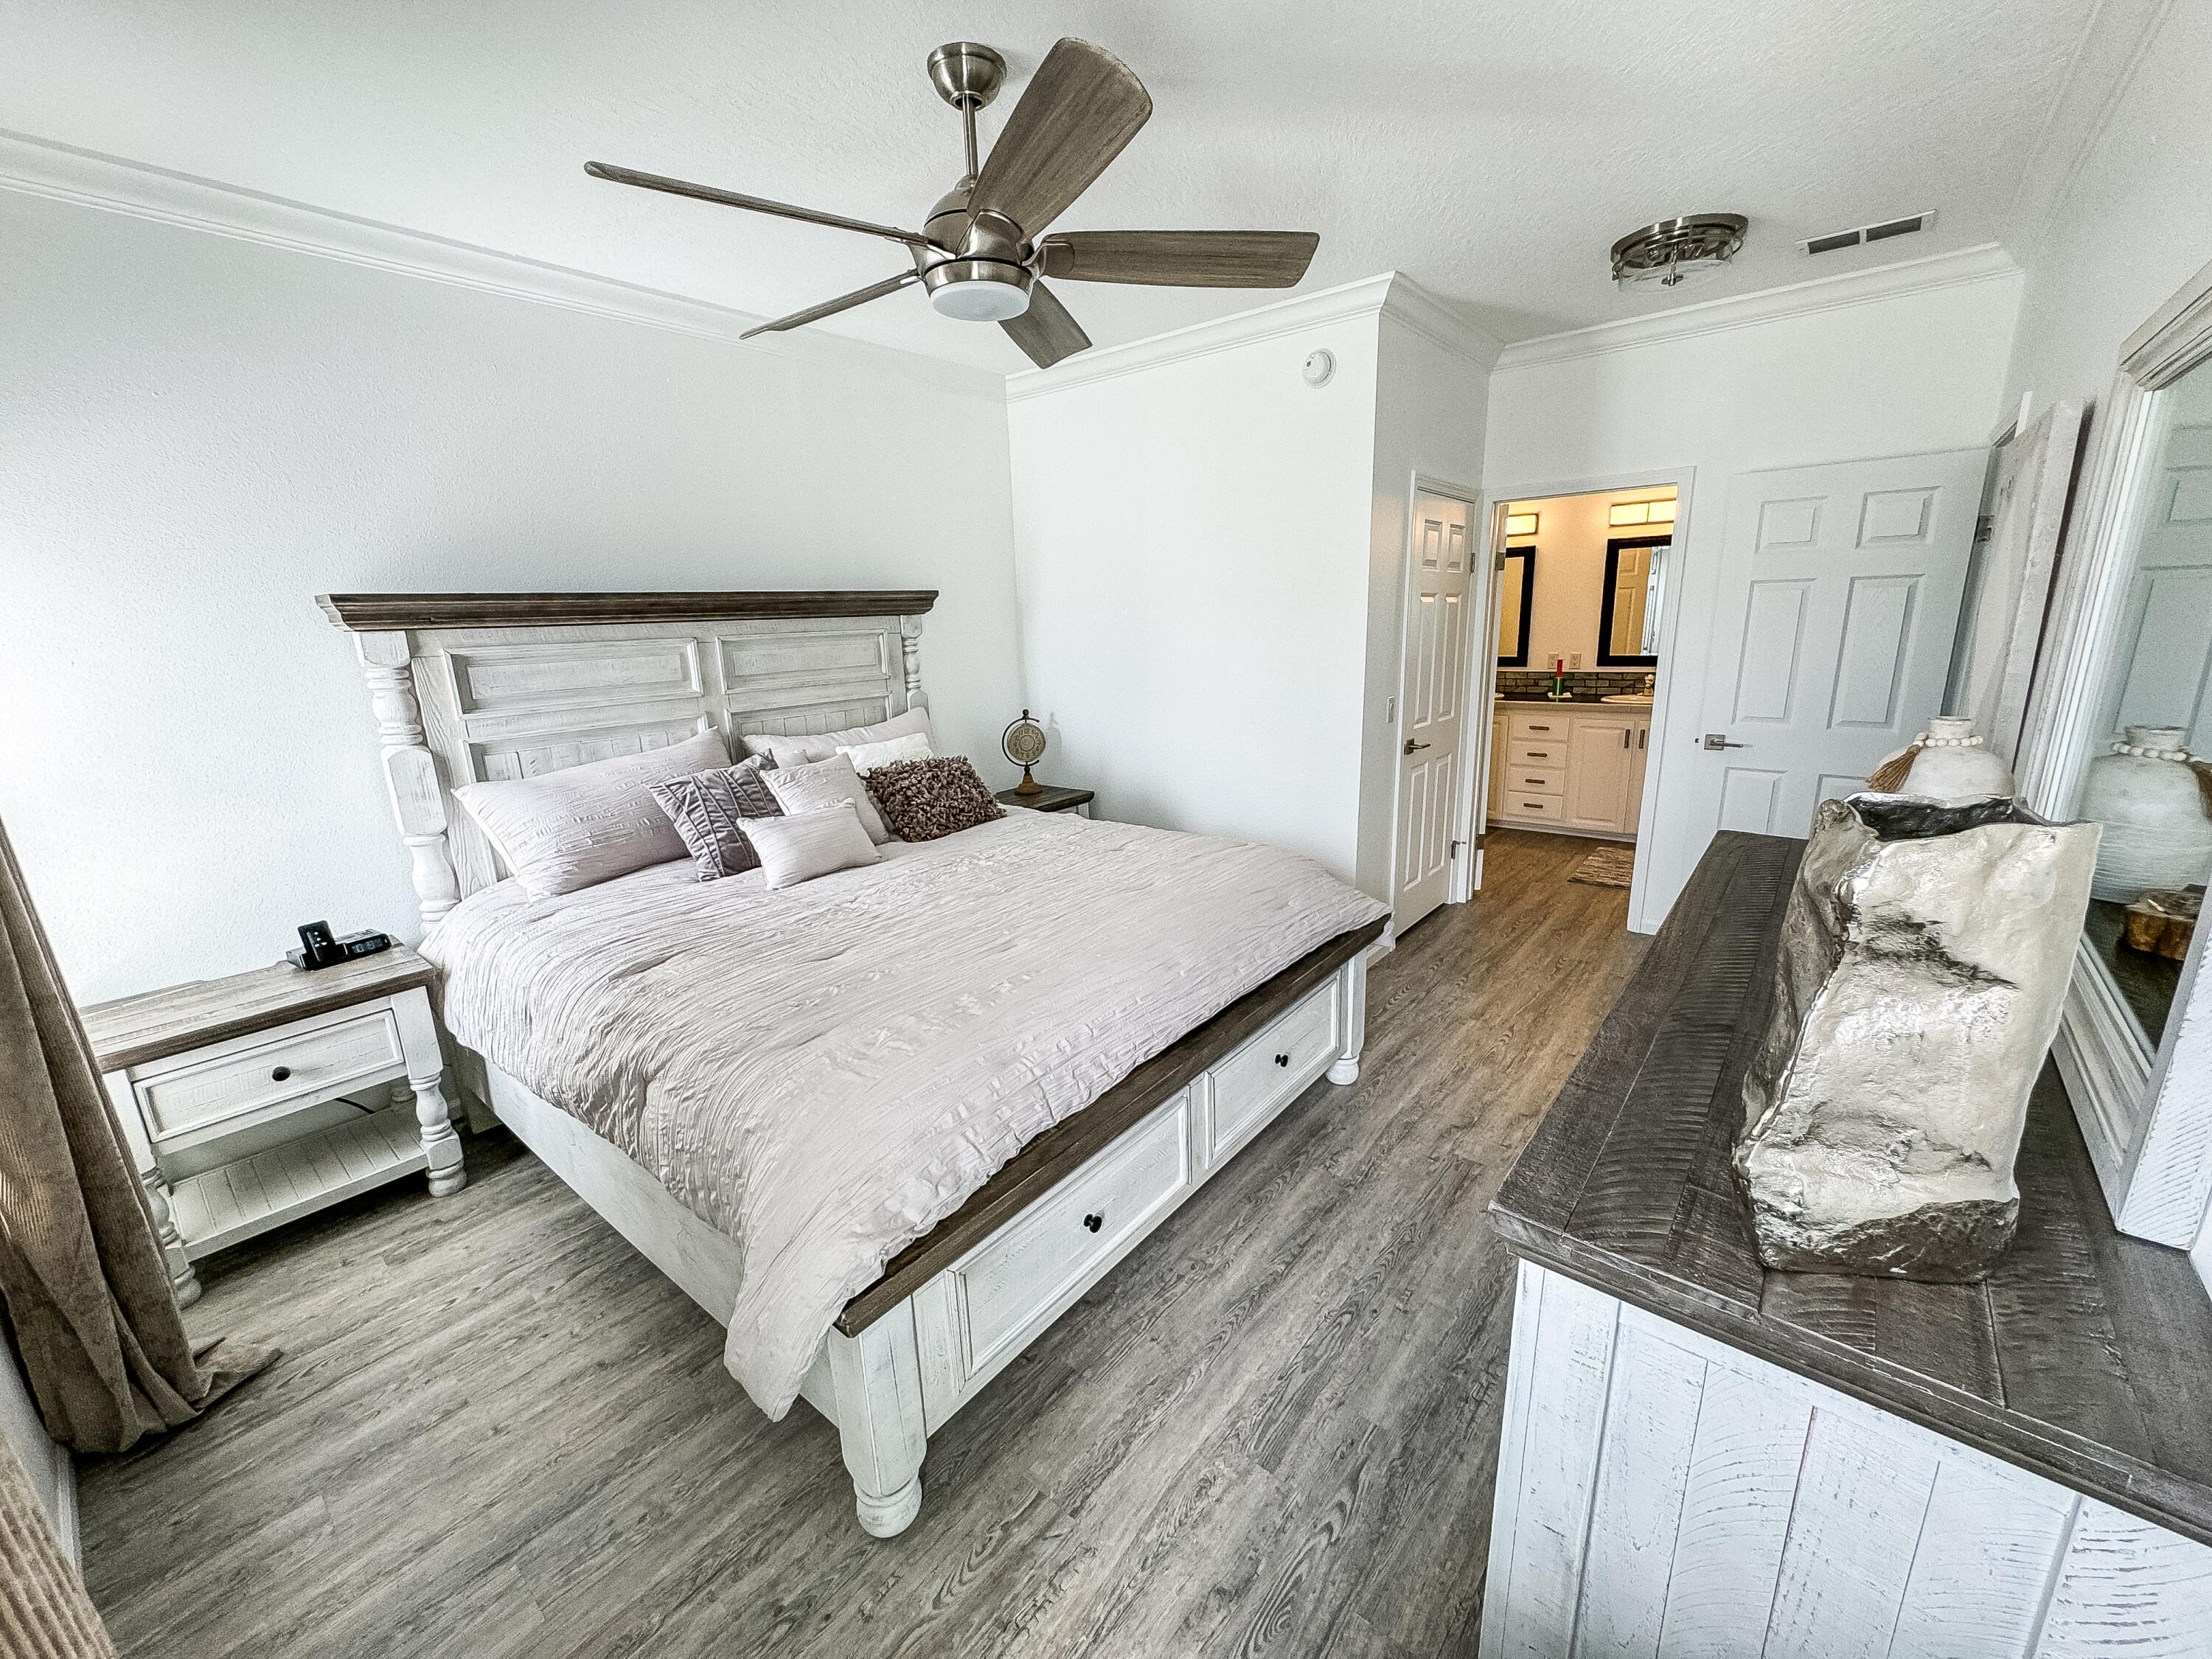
xmin=1463 ymin=481 xmax=1680 ymax=917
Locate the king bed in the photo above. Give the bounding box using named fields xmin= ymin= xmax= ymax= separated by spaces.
xmin=319 ymin=590 xmax=1385 ymax=1536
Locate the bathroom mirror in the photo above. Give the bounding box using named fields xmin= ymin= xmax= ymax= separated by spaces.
xmin=1497 ymin=545 xmax=1535 ymax=666
xmin=2015 ymin=255 xmax=2212 ymax=1247
xmin=1599 ymin=535 xmax=1669 ymax=665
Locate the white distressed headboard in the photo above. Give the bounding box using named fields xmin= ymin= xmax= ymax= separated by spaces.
xmin=319 ymin=591 xmax=936 ymax=928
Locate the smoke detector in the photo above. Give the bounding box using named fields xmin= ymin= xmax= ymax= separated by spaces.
xmin=1801 ymin=210 xmax=1937 ymax=256
xmin=1610 ymin=214 xmax=1748 ymax=288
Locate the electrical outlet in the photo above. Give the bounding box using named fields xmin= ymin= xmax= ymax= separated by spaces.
xmin=1569 ymin=653 xmax=1583 ymax=669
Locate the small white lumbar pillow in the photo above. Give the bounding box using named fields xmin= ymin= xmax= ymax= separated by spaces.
xmin=764 ymin=752 xmax=895 ymax=844
xmin=453 ymin=728 xmax=729 ymax=900
xmin=744 ymin=800 xmax=881 ymax=890
xmin=836 ymin=731 xmax=933 ymax=775
xmin=747 ymin=706 xmax=934 ymax=772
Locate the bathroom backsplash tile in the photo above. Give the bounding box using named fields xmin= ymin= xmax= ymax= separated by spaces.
xmin=1495 ymin=669 xmax=1655 ymax=699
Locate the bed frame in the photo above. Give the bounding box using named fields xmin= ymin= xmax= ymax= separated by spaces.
xmin=320 ymin=591 xmax=1374 ymax=1537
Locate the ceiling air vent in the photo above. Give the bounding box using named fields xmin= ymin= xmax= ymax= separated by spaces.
xmin=1800 ymin=209 xmax=1935 ymax=256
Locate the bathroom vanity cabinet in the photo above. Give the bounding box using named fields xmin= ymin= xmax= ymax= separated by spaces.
xmin=1487 ymin=701 xmax=1649 ymax=839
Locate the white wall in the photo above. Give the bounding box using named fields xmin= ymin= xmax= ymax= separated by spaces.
xmin=1008 ymin=277 xmax=1491 ymax=905
xmin=1008 ymin=291 xmax=1384 ymax=886
xmin=0 ymin=190 xmax=1023 ymax=1003
xmin=1486 ymin=260 xmax=2023 ymax=931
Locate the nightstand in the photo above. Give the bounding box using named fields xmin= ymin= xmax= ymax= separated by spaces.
xmin=995 ymin=784 xmax=1094 ymax=817
xmin=78 ymin=947 xmax=465 ymax=1308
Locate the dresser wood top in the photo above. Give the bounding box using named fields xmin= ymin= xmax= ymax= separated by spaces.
xmin=81 ymin=947 xmax=437 ymax=1072
xmin=1492 ymin=830 xmax=2212 ymax=1548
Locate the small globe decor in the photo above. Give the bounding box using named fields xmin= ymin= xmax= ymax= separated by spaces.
xmin=1001 ymin=709 xmax=1047 ymax=796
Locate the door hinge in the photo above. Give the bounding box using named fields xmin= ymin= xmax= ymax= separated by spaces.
xmin=1450 ymin=840 xmax=1465 ymax=859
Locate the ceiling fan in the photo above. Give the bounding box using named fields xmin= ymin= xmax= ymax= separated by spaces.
xmin=585 ymin=38 xmax=1320 ymax=369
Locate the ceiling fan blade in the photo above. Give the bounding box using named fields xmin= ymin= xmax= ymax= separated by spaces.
xmin=739 ymin=271 xmax=920 ymax=339
xmin=1001 ymin=280 xmax=1091 ymax=369
xmin=968 ymin=39 xmax=1151 ymax=240
xmin=1040 ymin=230 xmax=1319 ymax=288
xmin=585 ymin=162 xmax=932 ymax=250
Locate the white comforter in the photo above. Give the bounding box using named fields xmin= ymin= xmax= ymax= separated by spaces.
xmin=422 ymin=807 xmax=1387 ymax=1417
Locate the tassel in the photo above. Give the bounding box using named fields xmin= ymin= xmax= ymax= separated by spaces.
xmin=1865 ymin=741 xmax=1921 ymax=795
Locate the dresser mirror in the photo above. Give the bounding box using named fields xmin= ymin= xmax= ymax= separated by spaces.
xmin=2015 ymin=256 xmax=2212 ymax=1247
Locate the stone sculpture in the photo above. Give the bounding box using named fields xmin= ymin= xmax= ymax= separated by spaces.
xmin=1735 ymin=794 xmax=2098 ymax=1281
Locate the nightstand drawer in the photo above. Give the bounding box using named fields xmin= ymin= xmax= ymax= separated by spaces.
xmin=1507 ymin=741 xmax=1565 ymax=767
xmin=134 ymin=1007 xmax=406 ymax=1144
xmin=1501 ymin=763 xmax=1568 ymax=795
xmin=1498 ymin=793 xmax=1566 ymax=824
xmin=1508 ymin=711 xmax=1572 ymax=741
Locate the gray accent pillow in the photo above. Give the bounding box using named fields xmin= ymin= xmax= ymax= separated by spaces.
xmin=863 ymin=756 xmax=1006 ymax=843
xmin=649 ymin=754 xmax=783 ymax=880
xmin=452 ymin=728 xmax=728 ymax=900
xmin=765 ymin=753 xmax=895 ymax=844
xmin=745 ymin=801 xmax=881 ymax=891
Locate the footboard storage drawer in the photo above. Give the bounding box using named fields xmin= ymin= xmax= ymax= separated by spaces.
xmin=133 ymin=1006 xmax=408 ymax=1146
xmin=917 ymin=1091 xmax=1193 ymax=1426
xmin=1205 ymin=978 xmax=1343 ymax=1164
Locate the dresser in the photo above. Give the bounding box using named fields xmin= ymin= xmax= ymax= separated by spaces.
xmin=1483 ymin=833 xmax=2212 ymax=1652
xmin=1487 ymin=700 xmax=1649 ymax=838
xmin=80 ymin=948 xmax=465 ymax=1307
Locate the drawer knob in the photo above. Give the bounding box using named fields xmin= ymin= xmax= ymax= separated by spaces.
xmin=271 ymin=1065 xmax=293 ymax=1082
xmin=1274 ymin=1053 xmax=1290 ymax=1067
xmin=1082 ymin=1212 xmax=1103 ymax=1233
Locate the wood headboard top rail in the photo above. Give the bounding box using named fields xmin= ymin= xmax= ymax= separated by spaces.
xmin=317 ymin=590 xmax=940 ymax=632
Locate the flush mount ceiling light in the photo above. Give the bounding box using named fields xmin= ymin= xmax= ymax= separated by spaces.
xmin=1610 ymin=214 xmax=1748 ymax=289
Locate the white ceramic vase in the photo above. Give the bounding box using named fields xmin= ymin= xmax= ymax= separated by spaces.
xmin=2078 ymin=726 xmax=2212 ymax=903
xmin=1900 ymin=717 xmax=2016 ymax=804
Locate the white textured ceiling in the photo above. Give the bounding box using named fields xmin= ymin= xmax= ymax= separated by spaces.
xmin=2 ymin=0 xmax=2098 ymax=372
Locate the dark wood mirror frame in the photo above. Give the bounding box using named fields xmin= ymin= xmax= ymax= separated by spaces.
xmin=1498 ymin=544 xmax=1536 ymax=667
xmin=1598 ymin=535 xmax=1669 ymax=667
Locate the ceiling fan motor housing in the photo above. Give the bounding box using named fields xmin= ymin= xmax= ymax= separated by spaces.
xmin=920 ymin=201 xmax=1034 ymax=319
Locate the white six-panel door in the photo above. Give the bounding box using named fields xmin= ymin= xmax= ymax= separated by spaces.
xmin=1395 ymin=493 xmax=1475 ymax=930
xmin=1684 ymin=448 xmax=1987 ymax=845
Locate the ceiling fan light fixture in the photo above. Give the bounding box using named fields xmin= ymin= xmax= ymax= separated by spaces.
xmin=925 ymin=263 xmax=1034 ymax=321
xmin=1610 ymin=214 xmax=1749 ymax=289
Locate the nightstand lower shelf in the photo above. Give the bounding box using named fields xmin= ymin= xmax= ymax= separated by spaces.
xmin=168 ymin=1105 xmax=429 ymax=1259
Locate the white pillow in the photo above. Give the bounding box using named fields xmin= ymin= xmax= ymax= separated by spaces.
xmin=837 ymin=731 xmax=933 ymax=775
xmin=765 ymin=753 xmax=894 ymax=844
xmin=745 ymin=801 xmax=880 ymax=891
xmin=453 ymin=728 xmax=728 ymax=899
xmin=745 ymin=707 xmax=934 ymax=771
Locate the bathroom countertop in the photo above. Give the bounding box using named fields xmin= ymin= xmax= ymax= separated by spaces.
xmin=1489 ymin=830 xmax=2212 ymax=1548
xmin=1492 ymin=695 xmax=1652 ymax=708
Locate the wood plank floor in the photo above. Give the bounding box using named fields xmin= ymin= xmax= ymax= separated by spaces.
xmin=77 ymin=830 xmax=1648 ymax=1659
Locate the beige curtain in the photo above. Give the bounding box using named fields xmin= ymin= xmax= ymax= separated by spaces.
xmin=0 ymin=814 xmax=274 ymax=1454
xmin=0 ymin=1433 xmax=111 ymax=1658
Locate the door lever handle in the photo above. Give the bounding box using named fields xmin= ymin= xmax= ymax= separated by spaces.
xmin=1403 ymin=739 xmax=1431 ymax=754
xmin=1703 ymin=734 xmax=1747 ymax=750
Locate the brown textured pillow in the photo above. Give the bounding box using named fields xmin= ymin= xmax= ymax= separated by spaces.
xmin=863 ymin=757 xmax=1006 ymax=843
xmin=648 ymin=754 xmax=783 ymax=879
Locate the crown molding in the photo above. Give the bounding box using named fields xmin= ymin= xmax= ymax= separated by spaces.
xmin=2005 ymin=0 xmax=2175 ymax=257
xmin=1006 ymin=271 xmax=1500 ymax=401
xmin=0 ymin=128 xmax=1003 ymax=400
xmin=1492 ymin=243 xmax=2022 ymax=374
